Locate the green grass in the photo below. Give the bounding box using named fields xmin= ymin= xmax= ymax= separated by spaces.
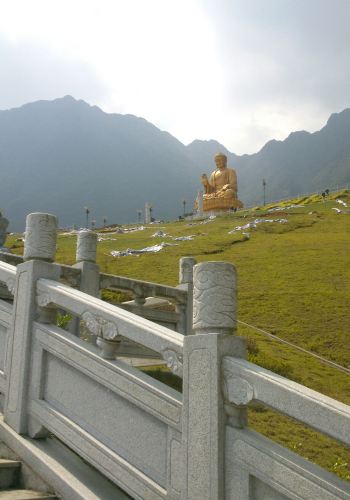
xmin=6 ymin=190 xmax=350 ymax=480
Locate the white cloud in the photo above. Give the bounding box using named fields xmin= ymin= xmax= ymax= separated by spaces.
xmin=0 ymin=0 xmax=349 ymax=153
xmin=0 ymin=36 xmax=108 ymax=109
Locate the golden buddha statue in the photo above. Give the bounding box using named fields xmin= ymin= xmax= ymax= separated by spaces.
xmin=201 ymin=152 xmax=243 ymax=212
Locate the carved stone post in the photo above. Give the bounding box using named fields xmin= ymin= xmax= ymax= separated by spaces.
xmin=133 ymin=283 xmax=146 ymax=306
xmin=23 ymin=213 xmax=57 ymax=262
xmin=179 ymin=257 xmax=196 ymax=287
xmin=192 ymin=262 xmax=236 ymax=334
xmin=76 ymin=230 xmax=97 ymax=264
xmin=69 ymin=230 xmax=100 ymax=337
xmin=74 ymin=230 xmax=99 ymax=298
xmin=182 ymin=261 xmax=245 ymax=500
xmin=5 ymin=213 xmax=60 ymax=436
xmin=176 ymin=257 xmax=196 ymax=334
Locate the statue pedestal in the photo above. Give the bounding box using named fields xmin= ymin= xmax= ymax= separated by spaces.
xmin=203 ymin=197 xmax=243 ymax=212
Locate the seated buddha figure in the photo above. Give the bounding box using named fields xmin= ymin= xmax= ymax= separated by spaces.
xmin=201 ymin=153 xmax=243 ymax=211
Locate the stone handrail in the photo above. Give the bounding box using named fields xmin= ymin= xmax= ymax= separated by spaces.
xmin=0 ymin=251 xmax=191 ymax=332
xmin=0 ymin=254 xmax=190 ymax=304
xmin=36 ymin=277 xmax=184 ymax=370
xmin=223 ymin=356 xmax=350 ymax=446
xmin=0 ymin=251 xmax=23 ymax=266
xmin=0 ymin=246 xmax=193 ymax=337
xmin=0 ymin=260 xmax=16 ymax=298
xmin=100 ymin=272 xmax=187 ymax=304
xmin=0 ymin=260 xmax=16 ymax=286
xmin=0 ymin=252 xmax=81 ymax=288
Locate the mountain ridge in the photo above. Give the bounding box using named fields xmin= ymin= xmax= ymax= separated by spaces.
xmin=0 ymin=96 xmax=349 ymax=230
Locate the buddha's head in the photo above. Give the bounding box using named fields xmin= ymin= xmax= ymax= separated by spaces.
xmin=214 ymin=152 xmax=227 ymax=170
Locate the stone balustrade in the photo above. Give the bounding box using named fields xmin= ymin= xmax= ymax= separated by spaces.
xmin=0 ymin=227 xmax=193 ymax=337
xmin=0 ymin=212 xmax=349 ymax=499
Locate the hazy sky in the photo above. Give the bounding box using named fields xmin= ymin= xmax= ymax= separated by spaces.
xmin=0 ymin=0 xmax=349 ymax=154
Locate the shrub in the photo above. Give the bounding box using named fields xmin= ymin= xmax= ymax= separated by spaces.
xmin=56 ymin=312 xmax=72 ymax=330
xmin=101 ymin=289 xmax=133 ymax=303
xmin=246 ymin=337 xmax=259 ymax=355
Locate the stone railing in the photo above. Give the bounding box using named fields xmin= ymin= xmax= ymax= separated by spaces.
xmin=0 ymin=228 xmax=195 ymax=358
xmin=0 ymin=230 xmax=194 ymax=339
xmin=0 ymin=212 xmax=349 ymax=499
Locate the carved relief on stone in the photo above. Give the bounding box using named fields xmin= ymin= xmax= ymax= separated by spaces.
xmin=36 ymin=291 xmax=53 ymax=308
xmin=24 ymin=213 xmax=58 ymax=261
xmin=6 ymin=278 xmax=16 ymax=295
xmin=76 ymin=231 xmax=97 ymax=263
xmin=162 ymin=349 xmax=183 ymax=377
xmin=193 ymin=262 xmax=236 ymax=331
xmin=82 ymin=311 xmax=118 ymax=340
xmin=223 ymin=368 xmax=254 ymax=406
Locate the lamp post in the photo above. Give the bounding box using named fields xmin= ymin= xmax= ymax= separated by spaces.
xmin=262 ymin=179 xmax=266 ymax=206
xmin=84 ymin=206 xmax=90 ymax=228
xmin=182 ymin=199 xmax=186 ymax=217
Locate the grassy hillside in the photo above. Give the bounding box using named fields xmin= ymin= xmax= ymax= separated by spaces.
xmin=7 ymin=189 xmax=350 ymax=480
